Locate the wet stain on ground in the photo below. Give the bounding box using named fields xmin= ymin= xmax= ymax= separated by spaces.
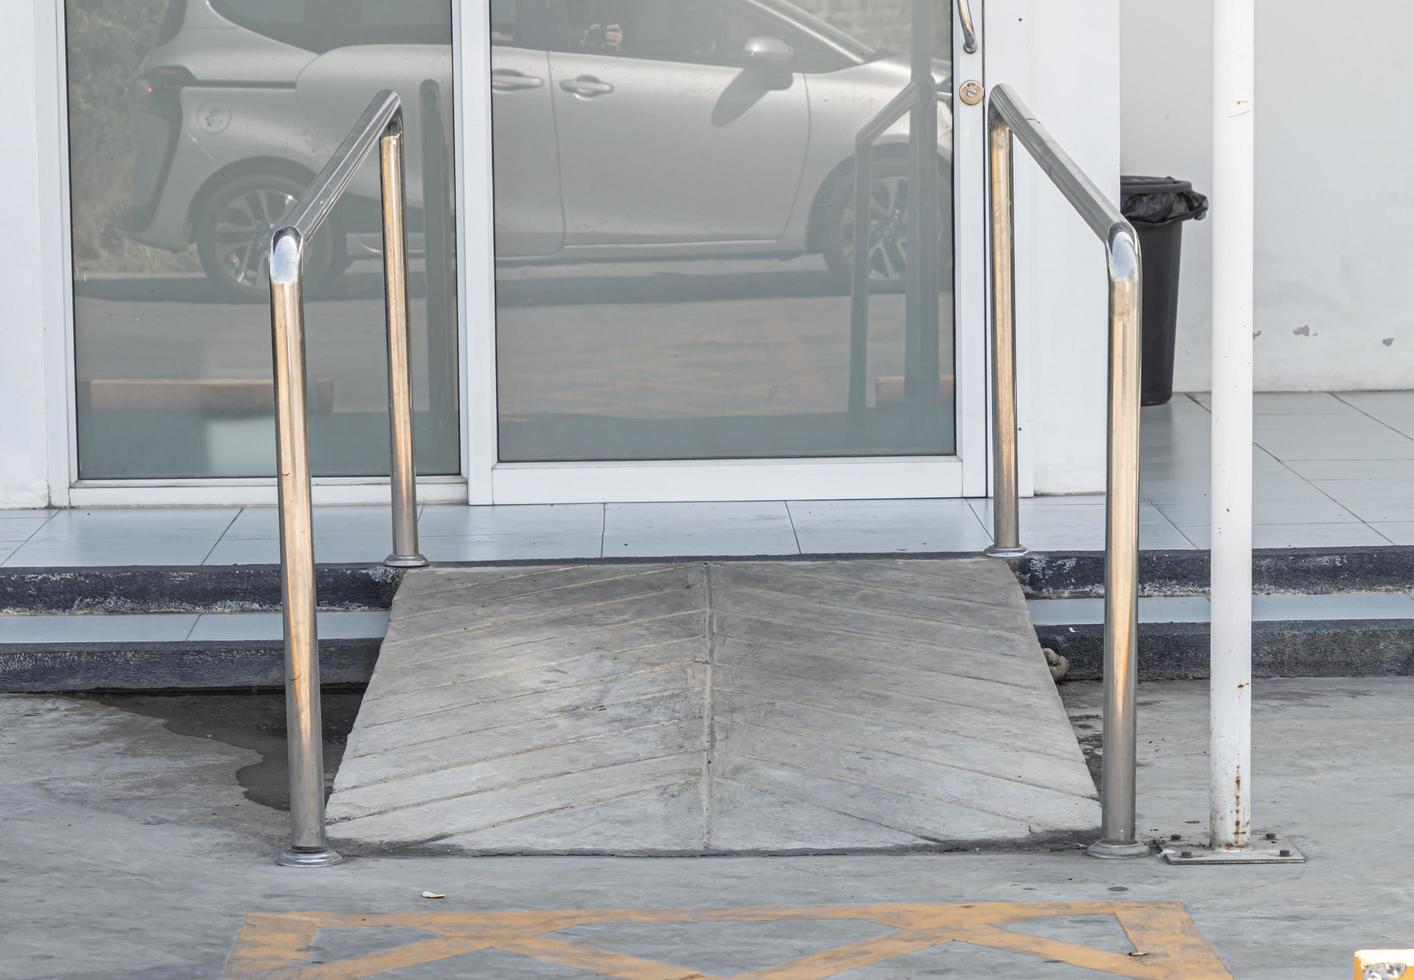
xmin=73 ymin=689 xmax=365 ymax=811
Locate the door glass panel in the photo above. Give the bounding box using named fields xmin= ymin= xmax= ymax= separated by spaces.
xmin=64 ymin=0 xmax=460 ymax=478
xmin=493 ymin=0 xmax=954 ymax=462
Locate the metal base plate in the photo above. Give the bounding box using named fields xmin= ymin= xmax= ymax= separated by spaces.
xmin=278 ymin=846 xmax=343 ymax=868
xmin=384 ymin=553 xmax=430 ymax=569
xmin=1160 ymin=833 xmax=1306 ymax=865
xmin=984 ymin=545 xmax=1029 ymax=559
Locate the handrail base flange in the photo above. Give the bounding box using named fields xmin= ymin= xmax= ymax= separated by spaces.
xmin=278 ymin=846 xmax=343 ymax=868
xmin=984 ymin=544 xmax=1030 ymax=559
xmin=385 ymin=553 xmax=430 ymax=569
xmin=1087 ymin=839 xmax=1152 ymax=860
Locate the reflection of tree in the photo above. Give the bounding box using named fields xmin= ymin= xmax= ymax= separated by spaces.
xmin=791 ymin=0 xmax=949 ymax=53
xmin=66 ymin=0 xmax=199 ymax=275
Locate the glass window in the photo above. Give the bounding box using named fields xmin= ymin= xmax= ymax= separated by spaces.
xmin=65 ymin=0 xmax=460 ymax=479
xmin=561 ymin=0 xmax=848 ymax=71
xmin=492 ymin=0 xmax=954 ymax=463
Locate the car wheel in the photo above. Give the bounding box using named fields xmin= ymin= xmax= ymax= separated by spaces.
xmin=195 ymin=174 xmax=341 ymax=303
xmin=821 ymin=157 xmax=950 ymax=292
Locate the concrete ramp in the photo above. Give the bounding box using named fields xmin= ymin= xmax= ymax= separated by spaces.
xmin=326 ymin=559 xmax=1100 ymax=854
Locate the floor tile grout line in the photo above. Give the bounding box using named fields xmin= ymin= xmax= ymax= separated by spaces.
xmin=201 ymin=507 xmax=246 ymax=567
xmin=783 ymin=501 xmax=803 ymax=555
xmin=1 ymin=509 xmax=60 ymax=566
xmin=1332 ymin=391 xmax=1414 ymax=443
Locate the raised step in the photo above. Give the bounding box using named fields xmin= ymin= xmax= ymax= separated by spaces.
xmin=325 ymin=559 xmax=1100 ymax=856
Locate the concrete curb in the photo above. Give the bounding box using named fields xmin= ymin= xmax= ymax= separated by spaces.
xmin=0 ymin=638 xmax=381 ymax=692
xmin=1040 ymin=619 xmax=1414 ymax=681
xmin=3 ymin=547 xmax=1414 ymax=614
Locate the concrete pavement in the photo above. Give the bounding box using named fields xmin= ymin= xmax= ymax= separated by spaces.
xmin=2 ymin=678 xmax=1411 ymax=977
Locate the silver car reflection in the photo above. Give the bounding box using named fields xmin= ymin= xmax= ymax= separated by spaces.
xmin=124 ymin=0 xmax=951 ymax=301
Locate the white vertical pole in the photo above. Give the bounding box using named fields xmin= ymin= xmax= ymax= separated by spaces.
xmin=1209 ymin=0 xmax=1255 ymax=850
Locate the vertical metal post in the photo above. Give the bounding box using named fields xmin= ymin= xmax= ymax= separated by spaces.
xmin=848 ymin=146 xmax=873 ymax=420
xmin=904 ymin=0 xmax=941 ymax=421
xmin=378 ymin=117 xmax=428 ymax=569
xmin=268 ymin=232 xmax=340 ymax=869
xmin=1210 ymin=0 xmax=1256 ymax=852
xmin=419 ymin=80 xmax=459 ymax=451
xmin=984 ymin=109 xmax=1024 ymax=558
xmin=1087 ymin=229 xmax=1148 ymax=859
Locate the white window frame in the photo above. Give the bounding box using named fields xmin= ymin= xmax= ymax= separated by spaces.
xmin=35 ymin=0 xmax=994 ymax=508
xmin=460 ymin=0 xmax=992 ymax=504
xmin=35 ymin=0 xmax=472 ymax=508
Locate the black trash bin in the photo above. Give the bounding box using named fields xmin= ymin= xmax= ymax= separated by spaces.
xmin=1121 ymin=176 xmax=1208 ymax=406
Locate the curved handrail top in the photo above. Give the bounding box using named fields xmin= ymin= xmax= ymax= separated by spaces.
xmin=273 ymin=90 xmax=402 ymax=256
xmin=989 ymin=83 xmax=1134 ymax=249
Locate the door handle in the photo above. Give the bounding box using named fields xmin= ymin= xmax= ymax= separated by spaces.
xmin=491 ymin=70 xmax=545 ymax=92
xmin=958 ymin=0 xmax=978 ymax=54
xmin=559 ymin=76 xmax=615 ymax=98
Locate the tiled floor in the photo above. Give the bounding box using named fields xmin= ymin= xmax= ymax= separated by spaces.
xmin=4 ymin=392 xmax=1414 ymax=567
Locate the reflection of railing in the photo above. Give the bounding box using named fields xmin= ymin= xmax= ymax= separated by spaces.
xmin=848 ymin=0 xmax=941 ymax=425
xmin=984 ymin=83 xmax=1145 ymax=860
xmin=266 ymin=89 xmax=428 ymax=868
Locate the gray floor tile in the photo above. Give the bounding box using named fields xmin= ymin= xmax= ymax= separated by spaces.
xmin=1029 ymin=593 xmax=1414 ymax=625
xmin=1309 ymin=479 xmax=1414 ymax=524
xmin=0 ymin=519 xmax=49 ymax=543
xmin=0 ymin=613 xmax=198 ymax=643
xmin=225 ymin=505 xmax=400 ymax=540
xmin=419 ymin=504 xmax=603 ymax=537
xmin=1156 ymin=496 xmax=1359 ymax=528
xmin=1026 ymin=597 xmax=1210 ymax=626
xmin=1367 ymin=524 xmax=1414 ymax=546
xmin=1253 ymin=413 xmax=1414 ymax=461
xmin=788 ymin=499 xmax=990 ymax=554
xmin=6 ymin=538 xmax=222 ymax=567
xmin=0 ymin=510 xmax=57 ymax=521
xmin=1254 ymin=593 xmax=1414 ymax=621
xmin=203 ymin=537 xmax=389 ymax=566
xmin=28 ymin=508 xmax=240 ymax=537
xmin=189 ymin=611 xmax=389 ymax=642
xmin=1179 ymin=523 xmax=1389 ymax=550
xmin=1285 ymin=458 xmax=1414 ymax=481
xmin=420 ymin=533 xmax=604 ymax=562
xmin=1335 ymin=391 xmax=1414 ymax=438
xmin=968 ymin=499 xmax=1193 ymax=551
xmin=1191 ymin=392 xmax=1354 ymax=414
xmin=603 ymin=502 xmax=799 ymax=558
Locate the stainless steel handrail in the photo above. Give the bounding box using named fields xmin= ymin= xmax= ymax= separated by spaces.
xmin=267 ymin=89 xmax=429 ymax=868
xmin=984 ymin=83 xmax=1146 ymax=859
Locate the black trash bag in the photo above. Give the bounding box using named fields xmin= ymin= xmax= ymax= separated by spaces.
xmin=1121 ymin=176 xmax=1209 ymax=227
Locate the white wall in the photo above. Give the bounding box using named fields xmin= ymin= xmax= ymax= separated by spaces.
xmin=1122 ymin=0 xmax=1414 ymax=392
xmin=0 ymin=1 xmax=56 ymax=508
xmin=992 ymin=0 xmax=1121 ymax=493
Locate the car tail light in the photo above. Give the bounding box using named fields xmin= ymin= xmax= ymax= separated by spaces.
xmin=129 ymin=66 xmax=194 ymax=113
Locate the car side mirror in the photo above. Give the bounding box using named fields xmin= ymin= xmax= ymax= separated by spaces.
xmin=743 ymin=35 xmax=794 ymax=89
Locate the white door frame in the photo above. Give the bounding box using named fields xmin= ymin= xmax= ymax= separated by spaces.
xmin=459 ymin=0 xmax=990 ymax=505
xmin=35 ymin=0 xmax=472 ymax=509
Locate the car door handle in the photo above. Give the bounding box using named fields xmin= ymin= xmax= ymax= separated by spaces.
xmin=491 ymin=70 xmax=544 ymax=92
xmin=559 ymin=76 xmax=614 ymax=98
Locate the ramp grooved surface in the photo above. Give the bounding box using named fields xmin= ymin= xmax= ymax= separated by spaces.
xmin=327 ymin=560 xmax=1100 ymax=854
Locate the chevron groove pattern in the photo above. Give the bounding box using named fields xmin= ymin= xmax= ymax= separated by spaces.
xmin=327 ymin=559 xmax=1100 ymax=854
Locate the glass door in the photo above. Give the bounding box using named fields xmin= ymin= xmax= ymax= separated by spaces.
xmin=472 ymin=0 xmax=986 ymax=501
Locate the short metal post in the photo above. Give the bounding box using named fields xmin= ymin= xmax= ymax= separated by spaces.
xmin=1087 ymin=229 xmax=1148 ymax=859
xmin=984 ymin=111 xmax=1025 ymax=558
xmin=904 ymin=0 xmax=941 ymax=422
xmin=378 ymin=119 xmax=428 ymax=569
xmin=269 ymin=232 xmax=340 ymax=869
xmin=848 ymin=144 xmax=873 ymax=420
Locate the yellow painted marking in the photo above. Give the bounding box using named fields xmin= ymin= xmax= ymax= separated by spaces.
xmin=1355 ymin=948 xmax=1414 ymax=978
xmin=224 ymin=902 xmax=1231 ymax=978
